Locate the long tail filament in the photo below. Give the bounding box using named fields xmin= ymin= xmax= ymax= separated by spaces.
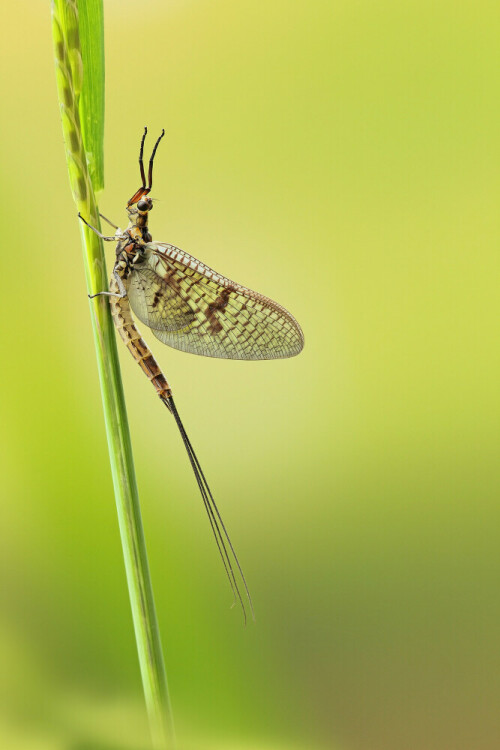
xmin=161 ymin=395 xmax=255 ymax=624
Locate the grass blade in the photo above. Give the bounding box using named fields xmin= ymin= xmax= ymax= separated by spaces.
xmin=50 ymin=2 xmax=175 ymax=747
xmin=77 ymin=0 xmax=105 ymax=192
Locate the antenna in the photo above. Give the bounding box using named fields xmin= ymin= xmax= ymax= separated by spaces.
xmin=127 ymin=128 xmax=165 ymax=206
xmin=148 ymin=129 xmax=165 ymax=190
xmin=138 ymin=126 xmax=147 ymax=188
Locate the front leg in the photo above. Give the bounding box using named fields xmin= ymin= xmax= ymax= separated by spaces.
xmin=99 ymin=212 xmax=120 ymax=230
xmin=89 ymin=270 xmax=127 ymax=299
xmin=78 ymin=212 xmax=126 ymax=241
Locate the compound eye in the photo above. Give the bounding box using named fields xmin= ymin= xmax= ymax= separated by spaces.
xmin=137 ymin=199 xmax=150 ymax=212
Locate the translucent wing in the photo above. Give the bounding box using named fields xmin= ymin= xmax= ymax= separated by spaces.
xmin=127 ymin=266 xmax=194 ymax=333
xmin=127 ymin=242 xmax=304 ymax=360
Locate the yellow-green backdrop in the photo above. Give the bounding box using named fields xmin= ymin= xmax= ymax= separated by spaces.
xmin=1 ymin=1 xmax=499 ymax=749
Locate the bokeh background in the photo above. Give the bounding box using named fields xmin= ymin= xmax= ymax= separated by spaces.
xmin=1 ymin=1 xmax=499 ymax=748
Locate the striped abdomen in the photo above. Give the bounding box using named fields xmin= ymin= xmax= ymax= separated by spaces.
xmin=109 ymin=273 xmax=172 ymax=404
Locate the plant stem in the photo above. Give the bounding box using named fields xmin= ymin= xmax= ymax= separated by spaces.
xmin=51 ymin=2 xmax=175 ymax=746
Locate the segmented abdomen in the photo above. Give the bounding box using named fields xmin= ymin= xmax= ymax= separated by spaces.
xmin=109 ymin=273 xmax=172 ymax=403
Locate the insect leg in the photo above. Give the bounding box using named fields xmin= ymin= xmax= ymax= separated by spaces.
xmin=78 ymin=212 xmax=124 ymax=241
xmin=99 ymin=212 xmax=119 ymax=230
xmin=88 ymin=270 xmax=127 ymax=299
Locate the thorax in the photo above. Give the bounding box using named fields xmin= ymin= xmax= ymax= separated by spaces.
xmin=114 ymin=223 xmax=152 ymax=280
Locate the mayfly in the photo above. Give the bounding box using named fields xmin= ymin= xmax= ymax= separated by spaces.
xmin=80 ymin=128 xmax=304 ymax=622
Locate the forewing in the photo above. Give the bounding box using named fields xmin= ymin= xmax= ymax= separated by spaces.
xmin=127 ymin=266 xmax=195 ymax=333
xmin=137 ymin=242 xmax=304 ymax=360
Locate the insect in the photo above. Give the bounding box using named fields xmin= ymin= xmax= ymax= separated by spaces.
xmin=80 ymin=128 xmax=304 ymax=622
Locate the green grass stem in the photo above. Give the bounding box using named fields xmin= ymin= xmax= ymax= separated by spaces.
xmin=50 ymin=2 xmax=175 ymax=747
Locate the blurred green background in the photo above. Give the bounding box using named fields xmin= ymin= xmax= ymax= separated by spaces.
xmin=1 ymin=1 xmax=499 ymax=748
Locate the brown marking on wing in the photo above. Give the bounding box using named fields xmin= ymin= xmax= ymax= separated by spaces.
xmin=144 ymin=243 xmax=304 ymax=360
xmin=206 ymin=287 xmax=232 ymax=335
